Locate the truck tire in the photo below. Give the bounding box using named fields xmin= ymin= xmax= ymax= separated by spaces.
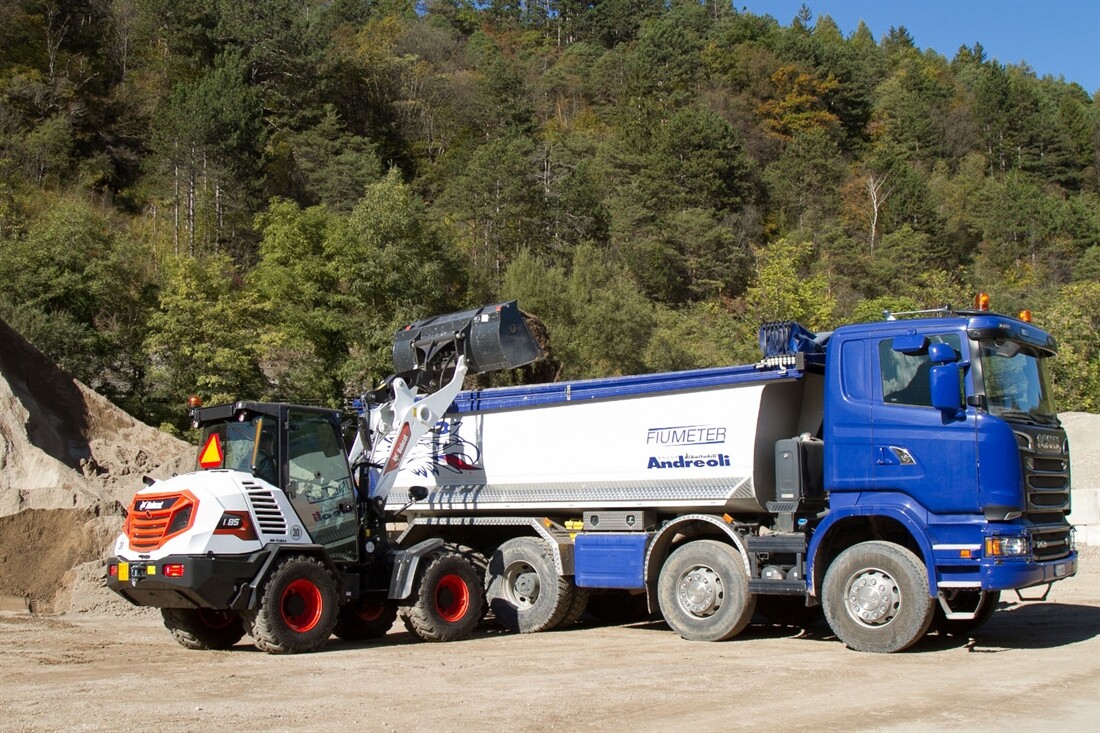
xmin=556 ymin=584 xmax=590 ymax=629
xmin=244 ymin=555 xmax=339 ymax=654
xmin=486 ymin=537 xmax=572 ymax=633
xmin=161 ymin=608 xmax=245 ymax=650
xmin=657 ymin=540 xmax=756 ymax=642
xmin=822 ymin=541 xmax=935 ymax=653
xmin=400 ymin=550 xmax=484 ymax=642
xmin=333 ymin=598 xmax=398 ymax=641
xmin=933 ymin=590 xmax=1000 ymax=636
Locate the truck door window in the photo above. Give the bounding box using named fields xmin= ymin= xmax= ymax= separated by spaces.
xmin=879 ymin=334 xmax=962 ymax=407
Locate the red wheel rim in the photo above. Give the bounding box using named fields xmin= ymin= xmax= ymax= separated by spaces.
xmin=435 ymin=573 xmax=471 ymax=623
xmin=281 ymin=579 xmax=323 ymax=632
xmin=356 ymin=601 xmax=384 ymax=622
xmin=197 ymin=609 xmax=235 ymax=630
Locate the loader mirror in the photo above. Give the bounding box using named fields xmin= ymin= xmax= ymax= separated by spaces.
xmin=408 ymin=485 xmax=429 ymax=502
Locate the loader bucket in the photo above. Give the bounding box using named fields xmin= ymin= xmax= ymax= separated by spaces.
xmin=393 ymin=301 xmax=542 ymax=376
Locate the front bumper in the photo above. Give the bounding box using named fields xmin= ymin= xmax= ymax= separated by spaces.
xmin=981 ymin=552 xmax=1077 ymax=591
xmin=106 ymin=553 xmax=266 ymax=610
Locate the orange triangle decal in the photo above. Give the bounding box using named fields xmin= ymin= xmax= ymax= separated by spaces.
xmin=198 ymin=433 xmax=224 ymax=469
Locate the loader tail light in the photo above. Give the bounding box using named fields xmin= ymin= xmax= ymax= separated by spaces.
xmin=163 ymin=564 xmax=185 ymax=578
xmin=214 ymin=511 xmax=257 ymax=541
xmin=108 ymin=563 xmax=118 ymax=577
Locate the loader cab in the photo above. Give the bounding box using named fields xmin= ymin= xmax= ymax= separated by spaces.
xmin=193 ymin=401 xmax=359 ymax=563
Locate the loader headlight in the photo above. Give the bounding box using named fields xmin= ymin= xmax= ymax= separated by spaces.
xmin=985 ymin=536 xmax=1030 ymax=557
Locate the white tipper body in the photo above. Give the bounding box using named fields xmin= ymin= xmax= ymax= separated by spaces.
xmin=371 ymin=375 xmax=817 ymax=517
xmin=112 ymin=470 xmax=312 ymax=562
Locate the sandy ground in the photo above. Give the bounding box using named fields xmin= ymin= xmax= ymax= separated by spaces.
xmin=1 ymin=550 xmax=1096 ymax=733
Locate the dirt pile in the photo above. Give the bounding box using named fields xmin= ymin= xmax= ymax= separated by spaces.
xmin=0 ymin=317 xmax=192 ymax=609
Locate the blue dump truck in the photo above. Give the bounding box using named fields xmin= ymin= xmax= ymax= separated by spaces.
xmin=109 ymin=299 xmax=1076 ymax=654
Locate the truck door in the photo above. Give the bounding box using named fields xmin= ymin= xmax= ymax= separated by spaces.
xmin=285 ymin=409 xmax=359 ymax=562
xmin=870 ymin=332 xmax=979 ymax=513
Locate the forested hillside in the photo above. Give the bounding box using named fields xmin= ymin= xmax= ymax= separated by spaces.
xmin=1 ymin=0 xmax=1097 ymax=429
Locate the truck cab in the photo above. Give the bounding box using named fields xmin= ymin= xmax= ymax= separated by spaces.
xmin=815 ymin=308 xmax=1075 ymax=614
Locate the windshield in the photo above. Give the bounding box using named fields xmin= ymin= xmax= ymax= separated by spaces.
xmin=978 ymin=340 xmax=1058 ymax=425
xmin=198 ymin=416 xmax=279 ymax=484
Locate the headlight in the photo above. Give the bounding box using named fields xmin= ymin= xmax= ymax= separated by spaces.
xmin=985 ymin=536 xmax=1030 ymax=557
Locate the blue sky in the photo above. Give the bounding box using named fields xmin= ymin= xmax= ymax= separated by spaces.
xmin=744 ymin=0 xmax=1100 ymax=93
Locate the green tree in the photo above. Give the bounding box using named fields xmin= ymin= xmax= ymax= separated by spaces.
xmin=144 ymin=254 xmax=265 ymax=412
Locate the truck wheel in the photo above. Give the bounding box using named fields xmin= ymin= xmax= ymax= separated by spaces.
xmin=933 ymin=590 xmax=1000 ymax=636
xmin=822 ymin=541 xmax=935 ymax=653
xmin=486 ymin=537 xmax=572 ymax=633
xmin=400 ymin=551 xmax=484 ymax=642
xmin=333 ymin=598 xmax=398 ymax=641
xmin=245 ymin=555 xmax=339 ymax=654
xmin=755 ymin=595 xmax=823 ymax=628
xmin=556 ymin=583 xmax=590 ymax=629
xmin=161 ymin=608 xmax=245 ymax=650
xmin=657 ymin=540 xmax=756 ymax=642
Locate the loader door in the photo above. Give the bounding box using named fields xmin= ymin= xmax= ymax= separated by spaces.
xmin=286 ymin=409 xmax=358 ymax=562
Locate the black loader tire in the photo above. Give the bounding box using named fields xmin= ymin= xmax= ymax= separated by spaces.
xmin=244 ymin=555 xmax=339 ymax=654
xmin=161 ymin=607 xmax=245 ymax=650
xmin=400 ymin=550 xmax=484 ymax=642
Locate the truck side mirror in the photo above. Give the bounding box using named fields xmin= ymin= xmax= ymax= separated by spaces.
xmin=930 ymin=363 xmax=963 ymax=410
xmin=928 ymin=342 xmax=957 ymax=364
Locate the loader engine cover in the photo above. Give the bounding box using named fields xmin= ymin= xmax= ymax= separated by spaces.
xmin=393 ymin=301 xmax=541 ymax=376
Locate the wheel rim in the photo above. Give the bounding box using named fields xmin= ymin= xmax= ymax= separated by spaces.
xmin=281 ymin=579 xmax=323 ymax=632
xmin=676 ymin=564 xmax=725 ymax=618
xmin=503 ymin=561 xmax=540 ymax=610
xmin=843 ymin=567 xmax=901 ymax=628
xmin=435 ymin=573 xmax=471 ymax=623
xmin=197 ymin=608 xmax=236 ymax=630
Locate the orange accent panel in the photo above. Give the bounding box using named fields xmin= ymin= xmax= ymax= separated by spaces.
xmin=125 ymin=490 xmax=200 ymax=552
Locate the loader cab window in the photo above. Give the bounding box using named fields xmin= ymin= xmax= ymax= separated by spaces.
xmin=199 ymin=416 xmax=280 ymax=484
xmin=878 ymin=334 xmax=962 ymax=407
xmin=286 ymin=410 xmax=357 ymax=562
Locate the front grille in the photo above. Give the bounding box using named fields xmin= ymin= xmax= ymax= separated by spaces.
xmin=244 ymin=482 xmax=287 ymax=535
xmin=126 ymin=492 xmax=197 ymax=551
xmin=1030 ymin=523 xmax=1073 ymax=561
xmin=1018 ymin=430 xmax=1071 ymax=514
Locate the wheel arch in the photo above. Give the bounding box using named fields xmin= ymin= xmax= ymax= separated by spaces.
xmin=808 ymin=507 xmax=935 ymax=599
xmin=240 ymin=544 xmax=342 ymax=610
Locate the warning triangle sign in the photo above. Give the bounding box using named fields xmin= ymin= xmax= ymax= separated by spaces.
xmin=198 ymin=433 xmax=224 ymax=469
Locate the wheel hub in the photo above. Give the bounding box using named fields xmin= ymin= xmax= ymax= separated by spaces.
xmin=845 ymin=568 xmax=900 ymax=627
xmin=504 ymin=563 xmax=540 ymax=609
xmin=677 ymin=566 xmax=723 ymax=617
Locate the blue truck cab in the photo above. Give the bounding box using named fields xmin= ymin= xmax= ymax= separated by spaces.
xmin=813 ymin=308 xmax=1076 ymax=604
